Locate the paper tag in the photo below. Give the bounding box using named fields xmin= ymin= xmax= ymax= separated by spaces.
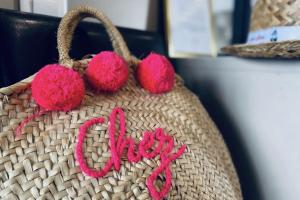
xmin=247 ymin=26 xmax=300 ymax=44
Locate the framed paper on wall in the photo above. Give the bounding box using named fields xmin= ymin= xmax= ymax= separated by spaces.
xmin=165 ymin=0 xmax=217 ymax=58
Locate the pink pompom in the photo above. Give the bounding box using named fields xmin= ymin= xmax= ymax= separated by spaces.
xmin=31 ymin=64 xmax=85 ymax=111
xmin=86 ymin=51 xmax=129 ymax=92
xmin=137 ymin=53 xmax=174 ymax=94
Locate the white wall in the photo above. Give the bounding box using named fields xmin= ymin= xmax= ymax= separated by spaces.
xmin=176 ymin=57 xmax=300 ymax=200
xmin=68 ymin=0 xmax=157 ymax=31
xmin=19 ymin=0 xmax=158 ymax=31
xmin=67 ymin=0 xmax=158 ymax=31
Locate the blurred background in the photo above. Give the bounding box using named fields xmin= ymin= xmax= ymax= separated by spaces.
xmin=1 ymin=1 xmax=300 ymax=200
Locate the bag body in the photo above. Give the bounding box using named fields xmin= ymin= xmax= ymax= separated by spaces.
xmin=0 ymin=6 xmax=242 ymax=200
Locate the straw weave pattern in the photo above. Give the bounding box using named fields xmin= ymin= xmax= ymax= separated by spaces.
xmin=221 ymin=40 xmax=300 ymax=58
xmin=250 ymin=0 xmax=300 ymax=32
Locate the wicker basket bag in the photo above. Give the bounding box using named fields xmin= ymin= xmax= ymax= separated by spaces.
xmin=0 ymin=6 xmax=242 ymax=200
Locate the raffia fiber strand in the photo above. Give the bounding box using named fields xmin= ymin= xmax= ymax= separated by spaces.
xmin=0 ymin=6 xmax=242 ymax=200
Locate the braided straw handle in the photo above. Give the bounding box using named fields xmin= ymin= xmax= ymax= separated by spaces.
xmin=57 ymin=6 xmax=138 ymax=67
xmin=0 ymin=6 xmax=139 ymax=95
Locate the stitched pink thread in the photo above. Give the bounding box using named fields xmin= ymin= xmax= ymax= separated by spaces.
xmin=15 ymin=109 xmax=47 ymax=138
xmin=75 ymin=107 xmax=186 ymax=200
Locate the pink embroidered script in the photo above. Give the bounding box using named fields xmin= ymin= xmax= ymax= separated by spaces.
xmin=76 ymin=107 xmax=186 ymax=200
xmin=15 ymin=109 xmax=47 ymax=137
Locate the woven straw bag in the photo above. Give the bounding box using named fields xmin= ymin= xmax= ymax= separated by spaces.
xmin=0 ymin=6 xmax=242 ymax=200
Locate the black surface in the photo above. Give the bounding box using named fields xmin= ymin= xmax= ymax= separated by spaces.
xmin=232 ymin=0 xmax=251 ymax=44
xmin=0 ymin=8 xmax=166 ymax=87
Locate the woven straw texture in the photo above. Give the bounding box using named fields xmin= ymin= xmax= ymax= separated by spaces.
xmin=250 ymin=0 xmax=300 ymax=31
xmin=0 ymin=6 xmax=242 ymax=200
xmin=222 ymin=0 xmax=300 ymax=58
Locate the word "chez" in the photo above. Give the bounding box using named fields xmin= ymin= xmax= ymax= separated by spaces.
xmin=76 ymin=107 xmax=186 ymax=200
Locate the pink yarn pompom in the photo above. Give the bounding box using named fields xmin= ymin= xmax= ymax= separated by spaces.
xmin=31 ymin=64 xmax=85 ymax=111
xmin=137 ymin=53 xmax=174 ymax=94
xmin=86 ymin=51 xmax=129 ymax=92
